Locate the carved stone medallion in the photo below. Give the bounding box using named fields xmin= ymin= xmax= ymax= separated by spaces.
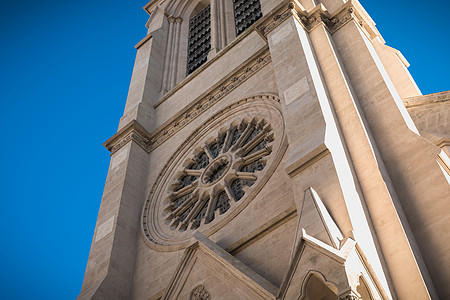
xmin=142 ymin=95 xmax=286 ymax=251
xmin=190 ymin=285 xmax=211 ymax=300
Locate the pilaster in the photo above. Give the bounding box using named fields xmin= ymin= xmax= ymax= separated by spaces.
xmin=263 ymin=3 xmax=390 ymax=299
xmin=119 ymin=7 xmax=171 ymax=133
xmin=210 ymin=0 xmax=236 ymax=56
xmin=331 ymin=5 xmax=447 ymax=299
xmin=78 ymin=132 xmax=150 ymax=299
xmin=304 ymin=6 xmax=432 ymax=300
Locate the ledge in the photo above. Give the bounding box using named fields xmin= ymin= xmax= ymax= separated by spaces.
xmin=144 ymin=0 xmax=161 ymax=15
xmin=103 ymin=120 xmax=152 ymax=154
xmin=404 ymin=90 xmax=450 ymax=108
xmin=135 ymin=33 xmax=152 ymax=49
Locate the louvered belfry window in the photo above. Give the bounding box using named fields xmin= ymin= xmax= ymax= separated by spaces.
xmin=187 ymin=5 xmax=211 ymax=75
xmin=234 ymin=0 xmax=262 ymax=36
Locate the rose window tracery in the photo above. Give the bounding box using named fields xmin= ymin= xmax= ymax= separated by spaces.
xmin=164 ymin=117 xmax=274 ymax=231
xmin=142 ymin=95 xmax=285 ymax=250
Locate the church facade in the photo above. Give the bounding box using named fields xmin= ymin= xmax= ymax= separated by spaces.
xmin=78 ymin=0 xmax=450 ymax=299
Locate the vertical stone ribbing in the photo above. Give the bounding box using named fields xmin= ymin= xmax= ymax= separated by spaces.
xmin=265 ymin=10 xmax=392 ymax=300
xmin=333 ymin=18 xmax=445 ymax=299
xmin=220 ymin=0 xmax=227 ymax=47
xmin=306 ymin=15 xmax=430 ymax=300
xmin=162 ymin=17 xmax=175 ymax=94
xmin=169 ymin=18 xmax=182 ymax=89
xmin=210 ymin=0 xmax=219 ymax=53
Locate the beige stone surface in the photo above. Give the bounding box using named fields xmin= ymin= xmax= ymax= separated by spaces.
xmin=79 ymin=0 xmax=450 ymax=299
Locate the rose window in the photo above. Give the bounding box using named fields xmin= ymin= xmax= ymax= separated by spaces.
xmin=164 ymin=117 xmax=274 ymax=231
xmin=142 ymin=95 xmax=285 ymax=250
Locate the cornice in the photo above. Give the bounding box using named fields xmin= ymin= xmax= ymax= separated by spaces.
xmin=135 ymin=33 xmax=152 ymax=50
xmin=404 ymin=90 xmax=450 ymax=108
xmin=144 ymin=0 xmax=162 ymax=15
xmin=257 ymin=0 xmax=381 ymax=39
xmin=103 ymin=120 xmax=152 ymax=154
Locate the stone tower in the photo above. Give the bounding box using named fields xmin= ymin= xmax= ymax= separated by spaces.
xmin=78 ymin=0 xmax=450 ymax=299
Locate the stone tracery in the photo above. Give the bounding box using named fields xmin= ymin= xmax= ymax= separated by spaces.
xmin=165 ymin=116 xmax=273 ymax=231
xmin=141 ymin=95 xmax=285 ymax=251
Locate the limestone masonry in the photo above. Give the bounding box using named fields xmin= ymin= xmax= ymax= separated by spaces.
xmin=78 ymin=0 xmax=450 ymax=299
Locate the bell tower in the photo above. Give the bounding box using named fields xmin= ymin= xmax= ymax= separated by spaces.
xmin=79 ymin=0 xmax=450 ymax=299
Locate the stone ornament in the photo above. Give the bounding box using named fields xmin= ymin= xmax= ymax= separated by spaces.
xmin=165 ymin=116 xmax=274 ymax=231
xmin=190 ymin=285 xmax=211 ymax=300
xmin=142 ymin=95 xmax=286 ymax=251
xmin=338 ymin=293 xmax=359 ymax=300
xmin=258 ymin=2 xmax=378 ymax=40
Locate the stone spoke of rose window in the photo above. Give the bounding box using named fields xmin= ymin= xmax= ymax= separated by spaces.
xmin=237 ymin=124 xmax=273 ymax=156
xmin=209 ymin=134 xmax=225 ymax=158
xmin=228 ymin=121 xmax=248 ymax=149
xmin=169 ymin=192 xmax=198 ymax=219
xmin=231 ymin=119 xmax=256 ymax=151
xmin=191 ymin=199 xmax=210 ymax=229
xmin=215 ymin=190 xmax=231 ymax=215
xmin=189 ymin=152 xmax=209 ymax=170
xmin=240 ymin=159 xmax=265 ymax=173
xmin=230 ymin=178 xmax=255 ymax=201
xmin=241 ymin=144 xmax=272 ymax=164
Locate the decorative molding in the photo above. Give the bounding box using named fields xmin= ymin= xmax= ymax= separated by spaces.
xmin=105 ymin=51 xmax=271 ymax=155
xmin=404 ymin=90 xmax=450 ymax=108
xmin=258 ymin=4 xmax=297 ymax=37
xmin=190 ymin=285 xmax=211 ymax=300
xmin=326 ymin=6 xmax=355 ymax=33
xmin=135 ymin=33 xmax=153 ymax=49
xmin=167 ymin=15 xmax=182 ymax=23
xmin=151 ymin=49 xmax=271 ymax=150
xmin=144 ymin=0 xmax=162 ymax=15
xmin=103 ymin=120 xmax=152 ymax=154
xmin=257 ymin=0 xmax=380 ymax=38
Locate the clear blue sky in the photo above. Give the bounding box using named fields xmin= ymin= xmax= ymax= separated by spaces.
xmin=0 ymin=0 xmax=448 ymax=299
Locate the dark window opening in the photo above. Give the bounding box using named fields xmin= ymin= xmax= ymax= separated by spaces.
xmin=234 ymin=0 xmax=262 ymax=36
xmin=187 ymin=5 xmax=211 ymax=75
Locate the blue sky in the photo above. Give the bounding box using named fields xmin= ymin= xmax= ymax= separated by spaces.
xmin=0 ymin=0 xmax=448 ymax=299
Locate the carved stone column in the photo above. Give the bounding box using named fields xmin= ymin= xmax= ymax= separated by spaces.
xmin=210 ymin=0 xmax=220 ymax=55
xmin=169 ymin=17 xmax=182 ymax=89
xmin=162 ymin=16 xmax=176 ymax=94
xmin=210 ymin=0 xmax=234 ymax=56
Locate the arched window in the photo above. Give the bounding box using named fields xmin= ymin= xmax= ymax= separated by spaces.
xmin=233 ymin=0 xmax=262 ymax=36
xmin=302 ymin=273 xmax=337 ymax=300
xmin=187 ymin=4 xmax=211 ymax=75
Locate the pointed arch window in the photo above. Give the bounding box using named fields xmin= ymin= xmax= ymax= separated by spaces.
xmin=233 ymin=0 xmax=262 ymax=36
xmin=187 ymin=5 xmax=211 ymax=75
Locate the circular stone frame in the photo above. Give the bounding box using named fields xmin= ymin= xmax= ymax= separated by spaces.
xmin=142 ymin=94 xmax=286 ymax=251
